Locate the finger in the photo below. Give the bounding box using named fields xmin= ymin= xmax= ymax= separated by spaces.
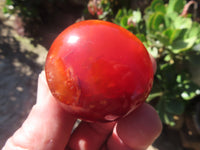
xmin=107 ymin=103 xmax=162 ymax=150
xmin=3 ymin=71 xmax=76 ymax=150
xmin=67 ymin=121 xmax=115 ymax=150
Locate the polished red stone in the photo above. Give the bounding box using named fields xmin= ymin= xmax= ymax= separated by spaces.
xmin=45 ymin=20 xmax=154 ymax=122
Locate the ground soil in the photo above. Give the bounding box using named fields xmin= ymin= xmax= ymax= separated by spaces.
xmin=0 ymin=9 xmax=46 ymax=147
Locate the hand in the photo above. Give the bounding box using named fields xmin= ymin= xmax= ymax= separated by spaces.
xmin=3 ymin=70 xmax=162 ymax=150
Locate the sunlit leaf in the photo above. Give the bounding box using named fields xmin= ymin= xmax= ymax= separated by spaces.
xmin=6 ymin=0 xmax=13 ymax=5
xmin=192 ymin=43 xmax=200 ymax=52
xmin=172 ymin=37 xmax=197 ymax=53
xmin=174 ymin=16 xmax=192 ymax=29
xmin=150 ymin=0 xmax=166 ymax=13
xmin=164 ymin=12 xmax=179 ymax=28
xmin=167 ymin=0 xmax=186 ymax=14
xmin=151 ymin=0 xmax=164 ymax=10
xmin=164 ymin=54 xmax=171 ymax=62
xmin=151 ymin=12 xmax=165 ymax=30
xmin=147 ymin=46 xmax=159 ymax=58
xmin=154 ymin=3 xmax=166 ymax=13
xmin=129 ymin=10 xmax=142 ymax=24
xmin=181 ymin=86 xmax=200 ymax=100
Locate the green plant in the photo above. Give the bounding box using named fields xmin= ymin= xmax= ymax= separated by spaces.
xmin=87 ymin=0 xmax=132 ymax=20
xmin=3 ymin=0 xmax=40 ymax=18
xmin=94 ymin=0 xmax=200 ymax=126
xmin=3 ymin=0 xmax=14 ymax=15
xmin=144 ymin=0 xmax=200 ymax=126
xmin=3 ymin=0 xmax=67 ymax=21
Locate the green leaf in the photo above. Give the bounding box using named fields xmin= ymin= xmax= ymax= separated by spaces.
xmin=150 ymin=0 xmax=166 ymax=13
xmin=156 ymin=97 xmax=176 ymax=126
xmin=146 ymin=14 xmax=154 ymax=30
xmin=181 ymin=90 xmax=200 ymax=100
xmin=174 ymin=16 xmax=192 ymax=29
xmin=151 ymin=0 xmax=163 ymax=7
xmin=154 ymin=3 xmax=166 ymax=13
xmin=170 ymin=29 xmax=182 ymax=43
xmin=114 ymin=9 xmax=127 ymax=25
xmin=158 ymin=63 xmax=177 ymax=89
xmin=180 ymin=85 xmax=200 ymax=100
xmin=152 ymin=12 xmax=165 ymax=30
xmin=3 ymin=7 xmax=9 ymax=13
xmin=147 ymin=12 xmax=165 ymax=31
xmin=188 ymin=23 xmax=200 ymax=37
xmin=163 ymin=28 xmax=173 ymax=38
xmin=164 ymin=12 xmax=182 ymax=30
xmin=171 ymin=36 xmax=197 ymax=53
xmin=163 ymin=113 xmax=176 ymax=126
xmin=128 ymin=10 xmax=142 ymax=24
xmin=147 ymin=46 xmax=159 ymax=58
xmin=176 ymin=73 xmax=200 ymax=100
xmin=164 ymin=54 xmax=171 ymax=62
xmin=165 ymin=99 xmax=185 ymax=115
xmin=167 ymin=0 xmax=186 ymax=14
xmin=162 ymin=28 xmax=182 ymax=44
xmin=192 ymin=43 xmax=200 ymax=52
xmin=183 ymin=22 xmax=200 ymax=41
xmin=5 ymin=0 xmax=13 ymax=5
xmin=155 ymin=32 xmax=170 ymax=46
xmin=115 ymin=9 xmax=125 ymax=19
xmin=114 ymin=8 xmax=134 ymax=28
xmin=120 ymin=16 xmax=129 ymax=28
xmin=136 ymin=33 xmax=146 ymax=42
xmin=115 ymin=9 xmax=123 ymax=19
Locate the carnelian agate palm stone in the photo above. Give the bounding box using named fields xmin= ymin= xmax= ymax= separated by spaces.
xmin=45 ymin=20 xmax=154 ymax=122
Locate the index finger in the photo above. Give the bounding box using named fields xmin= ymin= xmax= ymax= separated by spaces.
xmin=3 ymin=71 xmax=76 ymax=150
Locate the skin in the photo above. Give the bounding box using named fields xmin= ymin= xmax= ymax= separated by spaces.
xmin=3 ymin=59 xmax=162 ymax=150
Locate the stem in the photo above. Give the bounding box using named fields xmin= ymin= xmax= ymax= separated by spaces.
xmin=180 ymin=0 xmax=198 ymax=20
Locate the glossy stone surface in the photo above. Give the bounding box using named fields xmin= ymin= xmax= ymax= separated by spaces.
xmin=45 ymin=20 xmax=154 ymax=122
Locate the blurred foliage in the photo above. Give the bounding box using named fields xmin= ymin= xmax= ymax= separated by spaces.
xmin=3 ymin=0 xmax=46 ymax=19
xmin=87 ymin=0 xmax=133 ymax=20
xmin=3 ymin=0 xmax=78 ymax=22
xmin=87 ymin=0 xmax=200 ymax=126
